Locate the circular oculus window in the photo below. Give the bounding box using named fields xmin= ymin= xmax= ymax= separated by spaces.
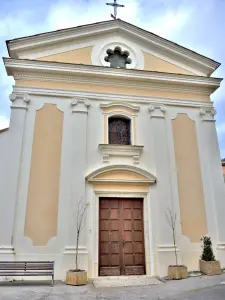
xmin=92 ymin=41 xmax=144 ymax=70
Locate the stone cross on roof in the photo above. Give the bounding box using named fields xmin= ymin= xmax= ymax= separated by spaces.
xmin=106 ymin=0 xmax=125 ymax=19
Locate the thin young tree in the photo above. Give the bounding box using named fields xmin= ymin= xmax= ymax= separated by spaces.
xmin=74 ymin=198 xmax=89 ymax=271
xmin=166 ymin=209 xmax=178 ymax=266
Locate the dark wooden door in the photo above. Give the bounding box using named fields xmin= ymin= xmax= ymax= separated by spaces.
xmin=99 ymin=198 xmax=145 ymax=276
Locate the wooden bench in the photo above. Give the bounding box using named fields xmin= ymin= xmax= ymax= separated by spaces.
xmin=0 ymin=261 xmax=54 ymax=286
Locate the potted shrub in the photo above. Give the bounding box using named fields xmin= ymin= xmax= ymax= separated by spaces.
xmin=199 ymin=236 xmax=221 ymax=276
xmin=167 ymin=209 xmax=188 ymax=280
xmin=65 ymin=199 xmax=89 ymax=286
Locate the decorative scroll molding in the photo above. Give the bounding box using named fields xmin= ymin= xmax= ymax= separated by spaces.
xmin=10 ymin=93 xmax=31 ymax=110
xmin=98 ymin=144 xmax=144 ymax=165
xmin=149 ymin=103 xmax=166 ymax=118
xmin=199 ymin=107 xmax=216 ymax=122
xmin=71 ymin=97 xmax=90 ymax=113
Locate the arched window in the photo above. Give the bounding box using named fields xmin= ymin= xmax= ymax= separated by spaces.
xmin=108 ymin=117 xmax=131 ymax=145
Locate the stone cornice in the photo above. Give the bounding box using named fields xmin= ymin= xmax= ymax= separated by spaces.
xmin=13 ymin=86 xmax=215 ymax=109
xmin=98 ymin=144 xmax=144 ymax=164
xmin=4 ymin=58 xmax=222 ymax=96
xmin=7 ymin=20 xmax=117 ymax=54
xmin=120 ymin=22 xmax=219 ymax=70
xmin=13 ymin=72 xmax=216 ymax=95
xmin=7 ymin=19 xmax=219 ymax=76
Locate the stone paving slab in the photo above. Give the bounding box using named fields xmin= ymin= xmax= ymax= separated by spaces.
xmin=93 ymin=275 xmax=161 ymax=287
xmin=165 ymin=285 xmax=225 ymax=300
xmin=0 ymin=274 xmax=224 ymax=299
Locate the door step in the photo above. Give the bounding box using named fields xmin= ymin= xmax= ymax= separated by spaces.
xmin=93 ymin=275 xmax=161 ymax=288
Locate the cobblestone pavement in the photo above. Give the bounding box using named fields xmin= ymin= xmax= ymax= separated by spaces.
xmin=0 ymin=274 xmax=224 ymax=300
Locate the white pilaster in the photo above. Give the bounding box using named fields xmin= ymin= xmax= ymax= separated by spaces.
xmin=199 ymin=107 xmax=225 ymax=267
xmin=0 ymin=93 xmax=30 ymax=259
xmin=66 ymin=98 xmax=90 ymax=249
xmin=149 ymin=103 xmax=178 ymax=276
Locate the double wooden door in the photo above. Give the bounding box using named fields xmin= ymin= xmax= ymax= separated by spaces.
xmin=99 ymin=198 xmax=145 ymax=276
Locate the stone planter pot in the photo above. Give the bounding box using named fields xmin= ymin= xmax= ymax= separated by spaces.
xmin=168 ymin=265 xmax=188 ymax=280
xmin=65 ymin=270 xmax=87 ymax=286
xmin=199 ymin=260 xmax=222 ymax=276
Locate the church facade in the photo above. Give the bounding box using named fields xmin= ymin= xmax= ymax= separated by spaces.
xmin=0 ymin=20 xmax=225 ymax=280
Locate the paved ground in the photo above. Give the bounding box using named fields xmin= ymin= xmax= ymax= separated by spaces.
xmin=170 ymin=285 xmax=225 ymax=299
xmin=0 ymin=274 xmax=224 ymax=299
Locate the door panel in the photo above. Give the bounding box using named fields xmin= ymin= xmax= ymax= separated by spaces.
xmin=99 ymin=198 xmax=145 ymax=276
xmin=99 ymin=199 xmax=121 ymax=276
xmin=125 ymin=266 xmax=145 ymax=275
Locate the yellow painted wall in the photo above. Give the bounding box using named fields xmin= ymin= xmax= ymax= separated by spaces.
xmin=38 ymin=46 xmax=93 ymax=65
xmin=172 ymin=114 xmax=207 ymax=242
xmin=24 ymin=104 xmax=63 ymax=246
xmin=95 ymin=170 xmax=148 ymax=181
xmin=38 ymin=47 xmax=194 ymax=75
xmin=15 ymin=80 xmax=210 ymax=102
xmin=93 ymin=183 xmax=149 ymax=192
xmin=143 ymin=52 xmax=195 ymax=75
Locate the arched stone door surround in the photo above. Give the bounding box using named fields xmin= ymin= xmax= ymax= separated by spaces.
xmin=86 ymin=165 xmax=157 ymax=278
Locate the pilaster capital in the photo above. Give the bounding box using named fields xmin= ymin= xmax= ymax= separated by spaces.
xmin=199 ymin=106 xmax=216 ymax=122
xmin=71 ymin=97 xmax=90 ymax=114
xmin=9 ymin=93 xmax=31 ymax=110
xmin=149 ymin=103 xmax=166 ymax=118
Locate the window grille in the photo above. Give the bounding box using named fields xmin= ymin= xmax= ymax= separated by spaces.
xmin=108 ymin=117 xmax=131 ymax=145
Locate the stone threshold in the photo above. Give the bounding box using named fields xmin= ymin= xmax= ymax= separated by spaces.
xmin=92 ymin=275 xmax=161 ymax=288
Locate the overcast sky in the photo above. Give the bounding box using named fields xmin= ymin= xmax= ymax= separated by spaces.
xmin=0 ymin=0 xmax=224 ymax=157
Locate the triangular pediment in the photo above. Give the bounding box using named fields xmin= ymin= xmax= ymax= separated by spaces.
xmin=7 ymin=19 xmax=219 ymax=76
xmin=38 ymin=46 xmax=93 ymax=65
